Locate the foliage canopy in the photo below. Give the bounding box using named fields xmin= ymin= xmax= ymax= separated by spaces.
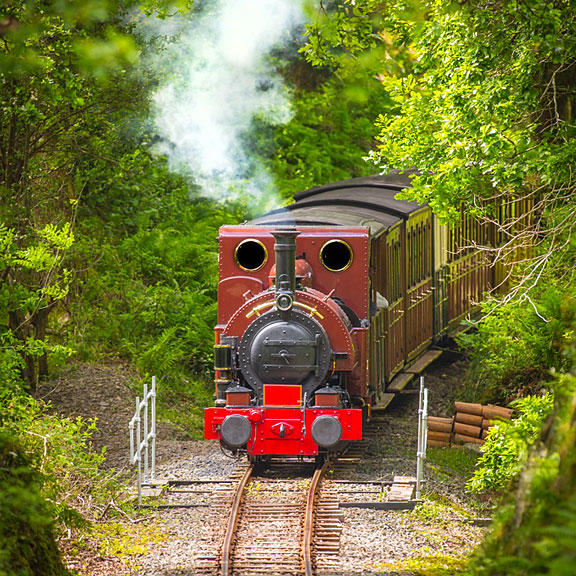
xmin=304 ymin=0 xmax=576 ymax=293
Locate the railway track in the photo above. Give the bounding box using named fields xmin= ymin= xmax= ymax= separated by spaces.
xmin=161 ymin=398 xmax=420 ymax=575
xmin=189 ymin=458 xmax=332 ymax=576
xmin=224 ymin=459 xmax=329 ymax=576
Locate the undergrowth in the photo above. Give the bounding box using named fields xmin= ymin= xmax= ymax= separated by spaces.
xmin=65 ymin=517 xmax=166 ymax=574
xmin=467 ymin=394 xmax=554 ymax=494
xmin=466 ymin=371 xmax=576 ymax=575
xmin=427 ymin=446 xmax=478 ymax=478
xmin=0 ymin=384 xmax=131 ymax=576
xmin=457 ymin=285 xmax=576 ymax=404
xmin=59 ymin=188 xmax=247 ymax=437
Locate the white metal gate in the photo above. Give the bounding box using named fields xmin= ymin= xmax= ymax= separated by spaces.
xmin=415 ymin=376 xmax=428 ymax=499
xmin=129 ymin=376 xmax=156 ymax=506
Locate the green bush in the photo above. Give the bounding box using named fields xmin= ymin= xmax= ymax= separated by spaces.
xmin=467 ymin=371 xmax=576 ymax=576
xmin=457 ymin=286 xmax=576 ymax=403
xmin=0 ymin=387 xmax=119 ymax=576
xmin=467 ymin=394 xmax=554 ymax=494
xmin=0 ymin=432 xmax=69 ymax=576
xmin=533 ymin=491 xmax=576 ymax=575
xmin=0 ymin=389 xmax=113 ymax=522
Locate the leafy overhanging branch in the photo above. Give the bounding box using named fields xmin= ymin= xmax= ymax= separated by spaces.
xmin=372 ymin=1 xmax=576 ymax=293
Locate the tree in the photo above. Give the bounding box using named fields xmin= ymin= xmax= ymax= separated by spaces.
xmin=260 ymin=0 xmax=417 ymax=198
xmin=374 ymin=0 xmax=576 ymax=296
xmin=304 ymin=0 xmax=576 ymax=298
xmin=0 ymin=223 xmax=73 ymax=391
xmin=0 ymin=0 xmax=165 ymax=389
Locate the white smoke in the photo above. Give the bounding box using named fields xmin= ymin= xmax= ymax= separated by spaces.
xmin=142 ymin=0 xmax=307 ymax=211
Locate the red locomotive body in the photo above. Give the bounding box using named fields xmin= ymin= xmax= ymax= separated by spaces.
xmin=205 ymin=227 xmax=368 ymax=457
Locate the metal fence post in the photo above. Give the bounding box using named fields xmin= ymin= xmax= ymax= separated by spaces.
xmin=143 ymin=382 xmax=149 ymax=483
xmin=135 ymin=396 xmax=142 ymax=506
xmin=151 ymin=376 xmax=156 ymax=481
xmin=416 ymin=376 xmax=428 ymax=500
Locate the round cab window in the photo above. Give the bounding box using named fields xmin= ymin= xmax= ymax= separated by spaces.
xmin=235 ymin=239 xmax=268 ymax=271
xmin=320 ymin=240 xmax=353 ymax=272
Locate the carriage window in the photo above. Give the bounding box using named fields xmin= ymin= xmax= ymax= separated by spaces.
xmin=417 ymin=225 xmax=422 ymax=282
xmin=426 ymin=221 xmax=432 ymax=275
xmin=320 ymin=240 xmax=353 ymax=272
xmin=395 ymin=241 xmax=401 ymax=300
xmin=388 ymin=239 xmax=401 ymax=302
xmin=235 ymin=239 xmax=268 ymax=271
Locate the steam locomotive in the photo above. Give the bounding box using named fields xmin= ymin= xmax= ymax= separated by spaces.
xmin=204 ymin=171 xmax=529 ymax=459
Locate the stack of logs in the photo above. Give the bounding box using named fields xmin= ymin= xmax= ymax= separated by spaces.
xmin=427 ymin=402 xmax=514 ymax=448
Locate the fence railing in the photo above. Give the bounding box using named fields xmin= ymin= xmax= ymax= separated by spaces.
xmin=129 ymin=376 xmax=156 ymax=506
xmin=415 ymin=376 xmax=428 ymax=500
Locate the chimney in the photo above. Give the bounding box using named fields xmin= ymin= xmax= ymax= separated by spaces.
xmin=271 ymin=229 xmax=299 ymax=311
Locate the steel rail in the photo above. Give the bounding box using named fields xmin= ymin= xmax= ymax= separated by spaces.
xmin=221 ymin=464 xmax=254 ymax=576
xmin=303 ymin=461 xmax=329 ymax=576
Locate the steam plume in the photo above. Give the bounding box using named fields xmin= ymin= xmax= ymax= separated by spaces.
xmin=143 ymin=0 xmax=306 ymax=210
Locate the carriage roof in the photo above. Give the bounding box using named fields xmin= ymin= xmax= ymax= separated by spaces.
xmin=249 ymin=171 xmax=426 ymax=236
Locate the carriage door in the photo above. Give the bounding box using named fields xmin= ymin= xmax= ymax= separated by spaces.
xmin=405 ymin=210 xmax=434 ymax=361
xmin=383 ymin=224 xmax=405 ymax=381
xmin=370 ymin=226 xmax=404 ymax=394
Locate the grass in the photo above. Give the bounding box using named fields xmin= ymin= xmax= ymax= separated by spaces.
xmin=67 ymin=517 xmax=167 ymax=575
xmin=427 ymin=446 xmax=479 ymax=477
xmin=409 ymin=497 xmax=469 ymax=524
xmin=376 ymin=554 xmax=470 ymax=575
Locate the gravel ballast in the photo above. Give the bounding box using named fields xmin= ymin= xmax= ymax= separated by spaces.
xmin=37 ymin=354 xmax=488 ymax=575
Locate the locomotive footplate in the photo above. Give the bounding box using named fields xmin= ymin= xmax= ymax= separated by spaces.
xmin=205 ymin=407 xmax=362 ymax=456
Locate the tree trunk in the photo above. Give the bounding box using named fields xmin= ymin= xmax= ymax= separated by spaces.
xmin=8 ymin=309 xmax=38 ymax=393
xmin=33 ymin=306 xmax=52 ymax=378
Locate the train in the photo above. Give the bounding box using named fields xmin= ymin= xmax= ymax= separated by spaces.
xmin=204 ymin=170 xmax=530 ymax=460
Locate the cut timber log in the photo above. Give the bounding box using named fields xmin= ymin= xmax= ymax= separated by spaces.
xmin=453 ymin=422 xmax=482 ymax=438
xmin=454 ymin=402 xmax=483 ymax=416
xmin=426 ymin=402 xmax=513 ymax=450
xmin=428 ymin=416 xmax=454 ymax=434
xmin=453 ymin=433 xmax=484 ymax=445
xmin=481 ymin=418 xmax=492 ymax=430
xmin=455 ymin=412 xmax=483 ymax=427
xmin=482 ymin=405 xmax=513 ymax=420
xmin=427 ymin=430 xmax=451 ymax=443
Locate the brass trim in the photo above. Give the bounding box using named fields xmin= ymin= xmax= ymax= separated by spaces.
xmin=320 ymin=239 xmax=354 ymax=272
xmin=234 ymin=238 xmax=268 ymax=272
xmin=246 ymin=301 xmax=275 ymax=318
xmin=294 ymin=302 xmax=324 ymax=320
xmin=245 ymin=300 xmax=324 ymax=320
